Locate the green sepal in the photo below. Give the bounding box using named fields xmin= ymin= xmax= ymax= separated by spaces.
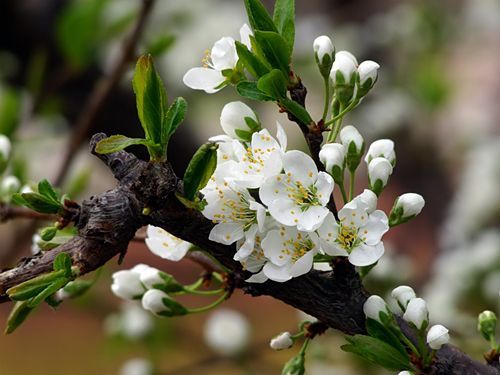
xmin=234 ymin=129 xmax=253 ymax=142
xmin=244 ymin=0 xmax=278 ymax=33
xmin=279 ymin=97 xmax=313 ymax=126
xmin=273 ymin=0 xmax=295 ymax=53
xmin=253 ymin=31 xmax=290 ymax=75
xmin=235 ymin=41 xmax=270 ymax=79
xmin=175 ymin=192 xmax=203 ymax=210
xmin=342 ymin=335 xmax=411 ymax=371
xmin=157 ymin=297 xmax=188 ymax=317
xmin=40 ymin=226 xmax=57 ymax=242
xmin=94 ymin=134 xmax=152 ymax=154
xmin=257 ymin=69 xmax=287 ymax=99
xmin=5 ymin=301 xmax=35 ymax=334
xmin=281 ymin=352 xmax=305 ymax=375
xmin=183 ymin=143 xmax=218 ymax=201
xmin=370 ymin=179 xmax=384 ymax=197
xmin=236 ymin=81 xmax=274 ymax=101
xmin=365 ymin=318 xmax=408 ymax=357
xmin=158 ymin=273 xmax=184 ymax=293
xmin=345 ymin=140 xmax=364 ymax=173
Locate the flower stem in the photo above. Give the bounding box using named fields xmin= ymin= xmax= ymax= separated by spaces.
xmin=321 ymin=76 xmax=330 ymax=121
xmin=185 ymin=288 xmax=225 ymax=296
xmin=324 ymin=98 xmax=359 ymax=127
xmin=338 ymin=181 xmax=348 ymax=204
xmin=349 ymin=170 xmax=356 ymax=201
xmin=186 ymin=291 xmax=229 ymax=314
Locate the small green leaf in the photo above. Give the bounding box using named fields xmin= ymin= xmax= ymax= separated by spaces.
xmin=27 ymin=277 xmax=70 ymax=308
xmin=235 ymin=41 xmax=270 ymax=78
xmin=60 ymin=279 xmax=94 ymax=299
xmin=12 ymin=193 xmax=62 ymax=214
xmin=183 ymin=143 xmax=218 ymax=201
xmin=257 ymin=69 xmax=287 ymax=99
xmin=53 ymin=252 xmax=73 ymax=277
xmin=279 ymin=97 xmax=313 ymax=126
xmin=94 ymin=135 xmax=151 ymax=154
xmin=37 ymin=179 xmax=59 ymax=203
xmin=5 ymin=301 xmax=35 ymax=334
xmin=254 ymin=31 xmax=290 ymax=75
xmin=342 ymin=335 xmax=411 ymax=371
xmin=40 ymin=227 xmax=57 ymax=242
xmin=365 ymin=318 xmax=408 ymax=357
xmin=236 ymin=81 xmax=274 ymax=101
xmin=162 ymin=97 xmax=187 ymax=145
xmin=273 ymin=0 xmax=295 ymax=52
xmin=7 ymin=270 xmax=66 ymax=301
xmin=244 ymin=0 xmax=278 ymax=32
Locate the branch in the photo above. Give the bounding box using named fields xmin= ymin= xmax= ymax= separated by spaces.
xmin=0 ymin=136 xmax=496 ymax=374
xmin=54 ymin=0 xmax=156 ymax=186
xmin=0 ymin=203 xmax=55 ymax=223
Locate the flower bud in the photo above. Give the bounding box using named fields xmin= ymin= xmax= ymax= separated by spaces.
xmin=0 ymin=135 xmax=11 ymax=174
xmin=139 ymin=267 xmax=164 ymax=289
xmin=1 ymin=175 xmax=20 ymax=195
xmin=111 ymin=266 xmax=148 ymax=300
xmin=477 ymin=310 xmax=497 ymax=342
xmin=358 ymin=60 xmax=380 ymax=97
xmin=403 ymin=298 xmax=428 ymax=330
xmin=426 ymin=324 xmax=450 ymax=350
xmin=363 ymin=295 xmax=389 ymax=323
xmin=313 ymin=35 xmax=335 ymax=78
xmin=365 ymin=139 xmax=396 ymax=166
xmin=340 ymin=125 xmax=364 ymax=172
xmin=389 ymin=193 xmax=425 ymax=226
xmin=141 ymin=289 xmax=169 ymax=314
xmin=398 ymin=371 xmax=412 ymax=375
xmin=270 ymin=331 xmax=294 ymax=350
xmin=120 ymin=358 xmax=153 ymax=375
xmin=220 ymin=101 xmax=260 ymax=142
xmin=368 ymin=157 xmax=393 ymax=196
xmin=319 ymin=143 xmax=345 ymax=183
xmin=391 ymin=285 xmax=416 ymax=311
xmin=330 ymin=51 xmax=358 ymax=105
xmin=282 ymin=352 xmax=306 ymax=375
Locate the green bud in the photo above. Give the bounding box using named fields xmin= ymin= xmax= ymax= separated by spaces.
xmin=478 ymin=310 xmax=497 ymax=342
xmin=282 ymin=352 xmax=305 ymax=375
xmin=40 ymin=226 xmax=57 ymax=241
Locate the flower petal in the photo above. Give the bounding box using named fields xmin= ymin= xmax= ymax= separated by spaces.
xmin=360 ymin=210 xmax=389 ymax=245
xmin=263 ymin=262 xmax=292 ymax=282
xmin=183 ymin=67 xmax=226 ymax=93
xmin=211 ymin=37 xmax=237 ymax=70
xmin=348 ymin=242 xmax=385 ymax=266
xmin=145 ymin=237 xmax=190 ymax=261
xmin=314 ymin=172 xmax=334 ymax=206
xmin=246 ymin=270 xmax=268 ymax=283
xmin=276 ymin=121 xmax=287 ymax=152
xmin=290 ymin=249 xmax=315 ymax=277
xmin=268 ymin=198 xmax=302 ymax=227
xmin=283 ymin=150 xmax=318 ymax=186
xmin=261 ymin=229 xmax=292 ymax=266
xmin=259 ymin=174 xmax=288 ymax=206
xmin=239 ymin=23 xmax=253 ymax=49
xmin=209 ymin=222 xmax=245 ymax=244
xmin=297 ymin=206 xmax=329 ymax=232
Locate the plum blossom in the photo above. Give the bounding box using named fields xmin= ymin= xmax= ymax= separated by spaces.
xmin=183 ymin=24 xmax=252 ymax=93
xmin=260 ymin=150 xmax=334 ymax=232
xmin=317 ymin=195 xmax=389 ymax=266
xmin=145 ymin=225 xmax=192 ymax=261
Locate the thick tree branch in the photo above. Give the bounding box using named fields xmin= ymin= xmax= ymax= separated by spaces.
xmin=0 ymin=135 xmax=496 ymax=374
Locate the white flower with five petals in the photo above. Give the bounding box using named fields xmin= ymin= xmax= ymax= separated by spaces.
xmin=183 ymin=24 xmax=252 ymax=93
xmin=145 ymin=225 xmax=192 ymax=261
xmin=317 ymin=196 xmax=389 ymax=266
xmin=260 ymin=150 xmax=334 ymax=232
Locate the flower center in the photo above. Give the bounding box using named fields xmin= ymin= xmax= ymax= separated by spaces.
xmin=336 ymin=225 xmax=361 ymax=251
xmin=279 ymin=231 xmax=315 ymax=262
xmin=212 ymin=190 xmax=256 ymax=231
xmin=286 ymin=181 xmax=320 ymax=210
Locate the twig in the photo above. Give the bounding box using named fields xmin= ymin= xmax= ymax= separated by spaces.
xmin=54 ymin=0 xmax=156 ymax=187
xmin=0 ymin=204 xmax=55 ymax=223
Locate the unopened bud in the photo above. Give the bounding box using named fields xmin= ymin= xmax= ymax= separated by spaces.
xmin=358 ymin=60 xmax=380 ymax=97
xmin=220 ymin=101 xmax=260 ymax=142
xmin=368 ymin=157 xmax=393 ymax=196
xmin=319 ymin=143 xmax=345 ymax=183
xmin=363 ymin=295 xmax=390 ymax=323
xmin=427 ymin=324 xmax=450 ymax=350
xmin=477 ymin=310 xmax=497 ymax=342
xmin=391 ymin=285 xmax=416 ymax=311
xmin=330 ymin=51 xmax=358 ymax=106
xmin=389 ymin=193 xmax=425 ymax=226
xmin=403 ymin=298 xmax=428 ymax=330
xmin=270 ymin=331 xmax=294 ymax=350
xmin=365 ymin=139 xmax=395 ymax=166
xmin=313 ymin=35 xmax=335 ymax=78
xmin=340 ymin=125 xmax=364 ymax=172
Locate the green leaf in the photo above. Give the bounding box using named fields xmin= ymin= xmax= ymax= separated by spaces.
xmin=235 ymin=41 xmax=270 ymax=78
xmin=94 ymin=135 xmax=151 ymax=154
xmin=40 ymin=227 xmax=57 ymax=242
xmin=183 ymin=143 xmax=218 ymax=201
xmin=257 ymin=69 xmax=287 ymax=99
xmin=27 ymin=277 xmax=70 ymax=308
xmin=254 ymin=31 xmax=290 ymax=75
xmin=53 ymin=252 xmax=73 ymax=277
xmin=280 ymin=97 xmax=313 ymax=126
xmin=7 ymin=270 xmax=66 ymax=301
xmin=342 ymin=335 xmax=411 ymax=371
xmin=60 ymin=279 xmax=94 ymax=299
xmin=273 ymin=0 xmax=295 ymax=52
xmin=236 ymin=81 xmax=274 ymax=101
xmin=365 ymin=318 xmax=408 ymax=357
xmin=162 ymin=97 xmax=187 ymax=144
xmin=37 ymin=179 xmax=59 ymax=203
xmin=5 ymin=301 xmax=35 ymax=334
xmin=244 ymin=0 xmax=277 ymax=32
xmin=13 ymin=193 xmax=62 ymax=214
xmin=133 ymin=55 xmax=167 ymax=147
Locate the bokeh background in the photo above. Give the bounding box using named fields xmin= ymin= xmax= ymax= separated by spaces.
xmin=0 ymin=0 xmax=499 ymax=374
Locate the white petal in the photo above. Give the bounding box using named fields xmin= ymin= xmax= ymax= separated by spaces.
xmin=146 ymin=225 xmax=168 ymax=239
xmin=297 ymin=206 xmax=329 ymax=232
xmin=348 ymin=242 xmax=384 ymax=266
xmin=290 ymin=250 xmax=315 ymax=278
xmin=239 ymin=24 xmax=253 ymax=50
xmin=283 ymin=150 xmax=318 ymax=186
xmin=183 ymin=67 xmax=226 ymax=93
xmin=209 ymin=223 xmax=245 ymax=244
xmin=338 ymin=201 xmax=369 ymax=228
xmin=276 ymin=122 xmax=287 ymax=152
xmin=314 ymin=172 xmax=334 ymax=205
xmin=268 ymin=198 xmax=302 ymax=227
xmin=262 ymin=229 xmax=292 ymax=266
xmin=259 ymin=174 xmax=288 ymax=206
xmin=360 ymin=210 xmax=389 ymax=245
xmin=211 ymin=37 xmax=237 ymax=70
xmin=263 ymin=262 xmax=293 ymax=282
xmin=145 ymin=237 xmax=190 ymax=261
xmin=246 ymin=270 xmax=269 ymax=283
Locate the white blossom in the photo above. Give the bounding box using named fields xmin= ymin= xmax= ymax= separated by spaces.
xmin=427 ymin=324 xmax=450 ymax=350
xmin=403 ymin=298 xmax=428 ymax=329
xmin=358 ymin=60 xmax=380 ymax=86
xmin=365 ymin=139 xmax=396 ymax=165
xmin=183 ymin=24 xmax=252 ymax=93
xmin=391 ymin=285 xmax=416 ymax=310
xmin=139 ymin=266 xmax=164 ymax=289
xmin=340 ymin=125 xmax=364 ymax=154
xmin=352 ymin=189 xmax=378 ymax=214
xmin=363 ymin=295 xmax=389 ymax=323
xmin=141 ymin=289 xmax=169 ymax=315
xmin=330 ymin=51 xmax=358 ymax=85
xmin=120 ymin=358 xmax=153 ymax=375
xmin=0 ymin=134 xmax=11 ymax=161
xmin=313 ymin=35 xmax=334 ymax=63
xmin=319 ymin=143 xmax=345 ymax=178
xmin=398 ymin=371 xmax=413 ymax=375
xmin=145 ymin=225 xmax=192 ymax=261
xmin=104 ymin=302 xmax=153 ymax=339
xmin=270 ymin=331 xmax=294 ymax=350
xmin=220 ymin=101 xmax=260 ymax=141
xmin=1 ymin=176 xmax=20 ymax=195
xmin=368 ymin=157 xmax=393 ymax=190
xmin=318 ymin=196 xmax=389 ymax=267
xmin=204 ymin=309 xmax=250 ymax=356
xmin=393 ymin=193 xmax=425 ymax=219
xmin=260 ymin=150 xmax=333 ymax=232
xmin=111 ymin=264 xmax=150 ymax=300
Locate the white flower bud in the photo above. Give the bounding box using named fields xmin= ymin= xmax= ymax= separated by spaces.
xmin=395 ymin=193 xmax=425 ymax=219
xmin=204 ymin=309 xmax=250 ymax=356
xmin=0 ymin=134 xmax=11 ymax=161
xmin=120 ymin=358 xmax=153 ymax=375
xmin=20 ymin=184 xmax=34 ymax=194
xmin=141 ymin=289 xmax=168 ymax=314
xmin=336 ymin=50 xmax=358 ymax=66
xmin=220 ymin=101 xmax=260 ymax=141
xmin=330 ymin=51 xmax=357 ymax=85
xmin=1 ymin=175 xmax=20 ymax=194
xmin=353 ymin=189 xmax=378 ymax=214
xmin=363 ymin=295 xmax=389 ymax=323
xmin=403 ymin=298 xmax=428 ymax=329
xmin=111 ymin=266 xmax=148 ymax=300
xmin=340 ymin=125 xmax=364 ymax=153
xmin=314 ymin=36 xmax=334 ymax=61
xmin=398 ymin=371 xmax=412 ymax=375
xmin=365 ymin=139 xmax=396 ymax=165
xmin=319 ymin=143 xmax=345 ymax=180
xmin=391 ymin=285 xmax=416 ymax=310
xmin=426 ymin=324 xmax=450 ymax=350
xmin=270 ymin=331 xmax=294 ymax=350
xmin=139 ymin=267 xmax=164 ymax=289
xmin=358 ymin=60 xmax=380 ymax=88
xmin=368 ymin=157 xmax=393 ymax=194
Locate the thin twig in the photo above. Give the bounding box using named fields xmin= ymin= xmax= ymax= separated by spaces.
xmin=54 ymin=0 xmax=156 ymax=186
xmin=0 ymin=204 xmax=55 ymax=223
